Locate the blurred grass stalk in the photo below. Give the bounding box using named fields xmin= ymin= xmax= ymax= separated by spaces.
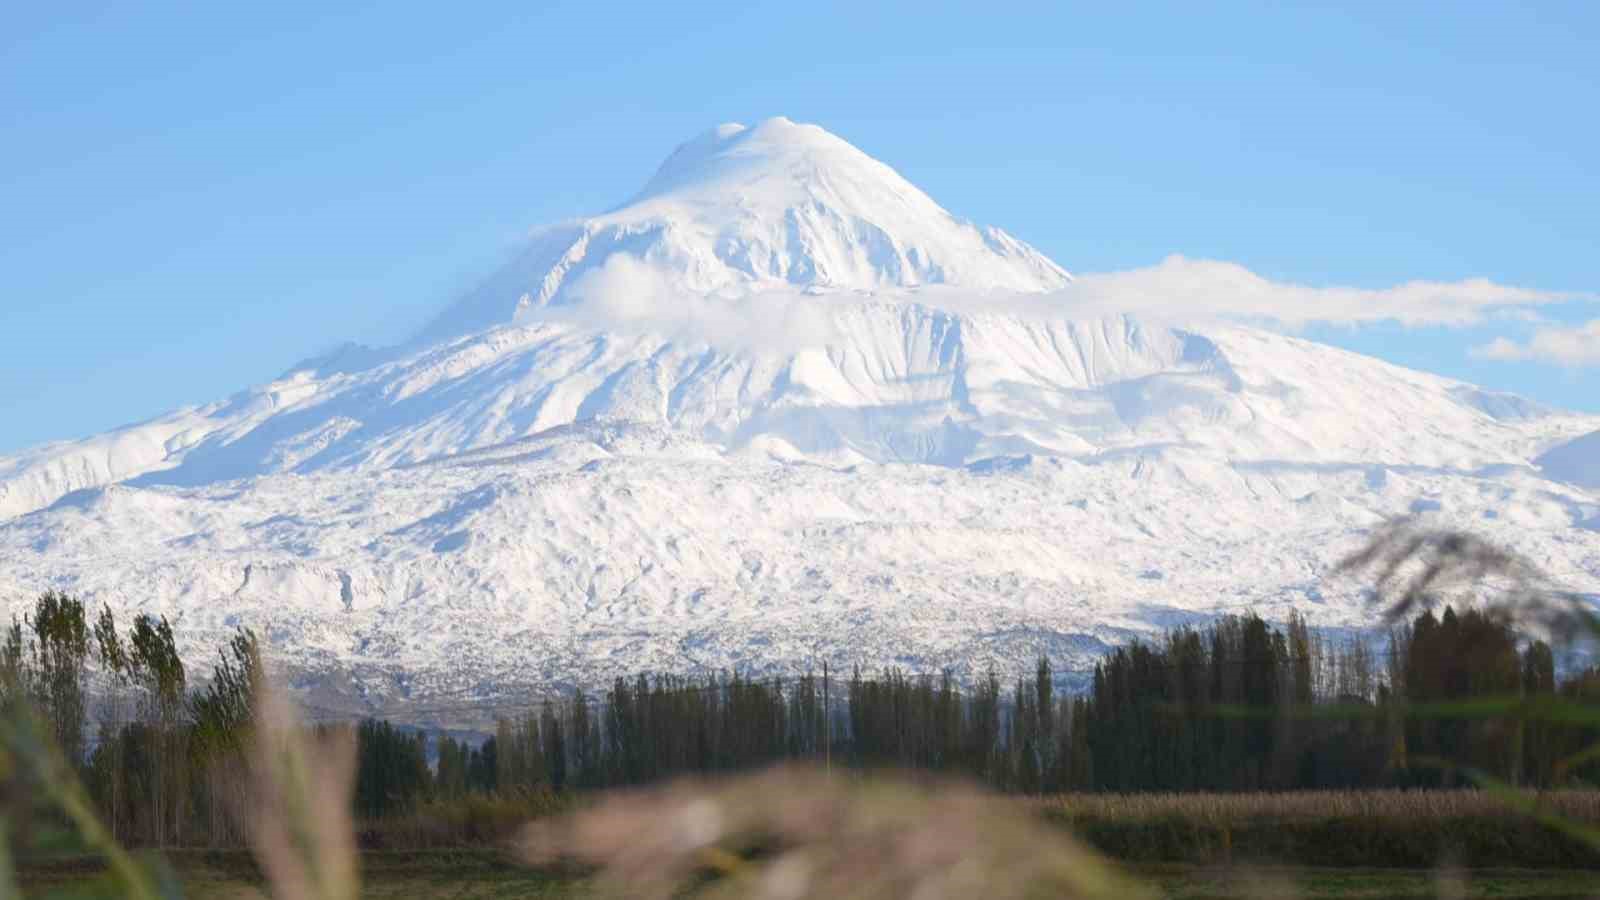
xmin=1336 ymin=519 xmax=1600 ymax=849
xmin=1 ymin=683 xmax=361 ymax=900
xmin=0 ymin=702 xmax=173 ymax=899
xmin=239 ymin=688 xmax=360 ymax=900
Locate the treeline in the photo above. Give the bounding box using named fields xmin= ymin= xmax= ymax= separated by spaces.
xmin=455 ymin=609 xmax=1600 ymax=801
xmin=1073 ymin=607 xmax=1595 ymax=792
xmin=445 ymin=610 xmax=1597 ymax=804
xmin=4 ymin=592 xmax=1600 ymax=849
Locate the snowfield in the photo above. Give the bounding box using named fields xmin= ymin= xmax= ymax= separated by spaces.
xmin=2 ymin=118 xmax=1596 ymax=724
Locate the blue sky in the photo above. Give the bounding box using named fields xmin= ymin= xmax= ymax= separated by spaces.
xmin=3 ymin=3 xmax=1596 ymax=454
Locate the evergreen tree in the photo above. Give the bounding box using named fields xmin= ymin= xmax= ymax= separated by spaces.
xmin=1522 ymin=641 xmax=1556 ymax=786
xmin=355 ymin=719 xmax=430 ymax=818
xmin=467 ymin=736 xmax=498 ymax=793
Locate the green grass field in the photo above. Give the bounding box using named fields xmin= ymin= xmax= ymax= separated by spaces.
xmin=1138 ymin=865 xmax=1600 ymax=899
xmin=18 ymin=851 xmax=585 ymax=899
xmin=19 ymin=852 xmax=1600 ymax=899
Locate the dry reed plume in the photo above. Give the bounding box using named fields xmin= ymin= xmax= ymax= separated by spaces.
xmin=1338 ymin=518 xmax=1599 ymax=643
xmin=517 ymin=765 xmax=1156 ymax=900
xmin=234 ymin=687 xmax=360 ymax=900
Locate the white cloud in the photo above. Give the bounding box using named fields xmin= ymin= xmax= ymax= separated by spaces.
xmin=848 ymin=256 xmax=1573 ymax=331
xmin=519 ymin=252 xmax=1583 ymax=357
xmin=522 ymin=253 xmax=842 ymax=351
xmin=1471 ymin=319 xmax=1600 ymax=368
xmin=1049 ymin=256 xmax=1570 ymax=329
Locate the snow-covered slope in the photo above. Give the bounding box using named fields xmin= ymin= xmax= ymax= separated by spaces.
xmin=6 ymin=304 xmax=1587 ymax=520
xmin=2 ymin=118 xmax=1596 ymax=721
xmin=1538 ymin=431 xmax=1600 ymax=489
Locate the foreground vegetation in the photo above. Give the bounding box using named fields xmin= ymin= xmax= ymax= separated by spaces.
xmin=1048 ymin=789 xmax=1600 ymax=823
xmin=3 ymin=521 xmax=1600 ymax=898
xmin=19 ymin=853 xmax=1600 ymax=899
xmin=17 ymin=851 xmax=586 ymax=899
xmin=346 ymin=786 xmax=1600 ymax=867
xmin=3 ymin=592 xmax=1597 ymax=851
xmin=1044 ymin=790 xmax=1600 ymax=868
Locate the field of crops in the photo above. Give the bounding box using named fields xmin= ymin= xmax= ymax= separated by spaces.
xmin=1036 ymin=789 xmax=1600 ymax=870
xmin=1043 ymin=789 xmax=1600 ymax=824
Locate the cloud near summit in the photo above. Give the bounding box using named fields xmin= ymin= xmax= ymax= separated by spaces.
xmin=524 ymin=252 xmax=1577 ymax=357
xmin=1049 ymin=256 xmax=1570 ymax=330
xmin=536 ymin=253 xmax=842 ymax=351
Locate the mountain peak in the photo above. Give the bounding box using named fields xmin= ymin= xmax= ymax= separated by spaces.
xmin=630 ymin=117 xmax=882 ymax=204
xmin=425 ymin=118 xmax=1071 ymax=340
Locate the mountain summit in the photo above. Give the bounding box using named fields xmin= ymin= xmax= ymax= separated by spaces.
xmin=426 ymin=118 xmax=1070 ymax=340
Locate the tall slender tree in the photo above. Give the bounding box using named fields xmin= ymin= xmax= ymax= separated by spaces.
xmin=29 ymin=591 xmax=91 ymax=763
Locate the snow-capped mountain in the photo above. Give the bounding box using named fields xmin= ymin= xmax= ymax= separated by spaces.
xmin=424 ymin=117 xmax=1070 ymax=341
xmin=2 ymin=118 xmax=1596 ymax=724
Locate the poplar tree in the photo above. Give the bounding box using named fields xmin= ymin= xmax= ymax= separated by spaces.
xmin=128 ymin=613 xmax=185 ymax=845
xmin=91 ymin=605 xmax=129 ymax=839
xmin=190 ymin=627 xmax=261 ymax=845
xmin=29 ymin=591 xmax=91 ymax=764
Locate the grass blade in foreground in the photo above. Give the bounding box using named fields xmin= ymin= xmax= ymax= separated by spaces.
xmin=235 ymin=687 xmax=360 ymax=900
xmin=0 ymin=705 xmax=176 ymax=900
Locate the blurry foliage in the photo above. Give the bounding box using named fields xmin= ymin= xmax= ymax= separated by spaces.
xmin=1339 ymin=518 xmax=1600 ymax=644
xmin=0 ymin=702 xmax=180 ymax=899
xmin=518 ymin=766 xmax=1154 ymax=900
xmin=240 ymin=688 xmax=360 ymax=900
xmin=1334 ymin=519 xmax=1600 ymax=846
